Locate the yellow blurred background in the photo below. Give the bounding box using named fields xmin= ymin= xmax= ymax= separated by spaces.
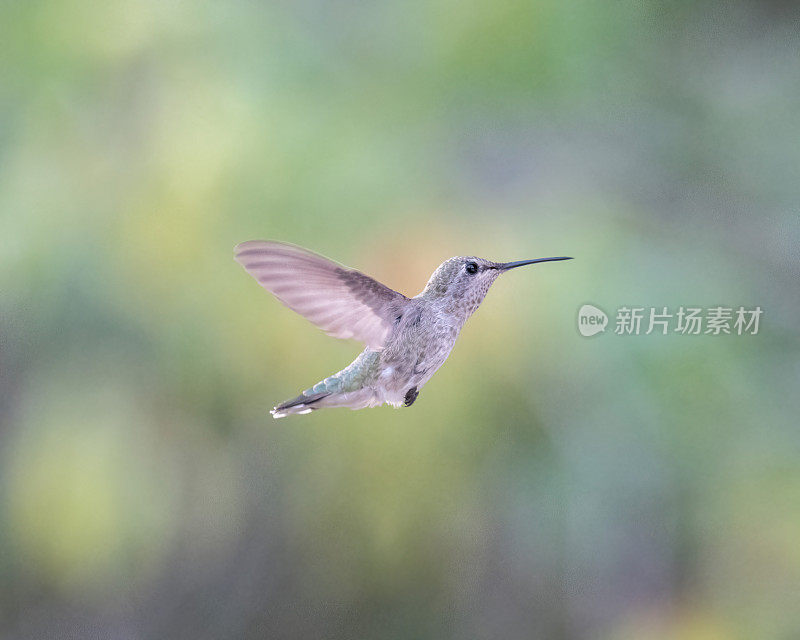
xmin=1 ymin=1 xmax=799 ymax=638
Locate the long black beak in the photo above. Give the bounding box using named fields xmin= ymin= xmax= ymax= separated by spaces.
xmin=497 ymin=257 xmax=573 ymax=270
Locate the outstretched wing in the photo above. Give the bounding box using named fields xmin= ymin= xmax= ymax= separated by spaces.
xmin=234 ymin=240 xmax=407 ymax=349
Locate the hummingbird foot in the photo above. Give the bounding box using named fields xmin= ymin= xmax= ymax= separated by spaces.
xmin=403 ymin=386 xmax=419 ymax=407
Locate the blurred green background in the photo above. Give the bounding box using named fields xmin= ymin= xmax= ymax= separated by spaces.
xmin=1 ymin=1 xmax=799 ymax=638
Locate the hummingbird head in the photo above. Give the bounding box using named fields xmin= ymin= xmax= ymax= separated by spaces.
xmin=420 ymin=255 xmax=572 ymax=320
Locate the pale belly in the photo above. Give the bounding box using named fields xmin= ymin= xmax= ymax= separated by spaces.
xmin=369 ymin=341 xmax=456 ymax=407
xmin=354 ymin=307 xmax=461 ymax=409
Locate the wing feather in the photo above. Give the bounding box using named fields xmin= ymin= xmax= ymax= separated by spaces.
xmin=234 ymin=240 xmax=406 ymax=349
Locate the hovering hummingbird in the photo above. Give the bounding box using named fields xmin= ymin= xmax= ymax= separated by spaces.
xmin=235 ymin=241 xmax=572 ymax=418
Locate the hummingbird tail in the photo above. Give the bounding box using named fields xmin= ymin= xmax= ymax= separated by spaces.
xmin=271 ymin=387 xmax=380 ymax=418
xmin=271 ymin=391 xmax=331 ymax=418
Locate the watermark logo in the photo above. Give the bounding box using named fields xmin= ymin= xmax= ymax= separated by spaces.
xmin=578 ymin=305 xmax=762 ymax=337
xmin=578 ymin=304 xmax=609 ymax=337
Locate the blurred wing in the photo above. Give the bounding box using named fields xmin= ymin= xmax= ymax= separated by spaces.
xmin=234 ymin=240 xmax=407 ymax=349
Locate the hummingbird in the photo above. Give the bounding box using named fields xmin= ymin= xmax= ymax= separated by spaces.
xmin=235 ymin=241 xmax=572 ymax=418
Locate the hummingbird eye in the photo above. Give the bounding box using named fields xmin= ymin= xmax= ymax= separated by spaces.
xmin=465 ymin=262 xmax=478 ymax=275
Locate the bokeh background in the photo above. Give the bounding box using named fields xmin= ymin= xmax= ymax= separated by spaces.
xmin=1 ymin=1 xmax=799 ymax=638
